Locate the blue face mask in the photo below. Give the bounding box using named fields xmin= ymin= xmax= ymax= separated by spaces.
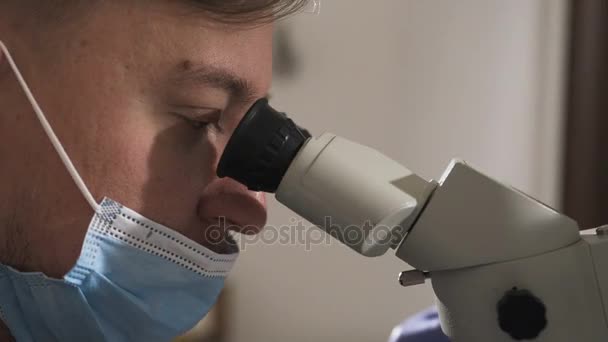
xmin=0 ymin=41 xmax=238 ymax=341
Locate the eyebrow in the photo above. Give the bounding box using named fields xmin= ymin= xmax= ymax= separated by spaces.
xmin=171 ymin=62 xmax=259 ymax=104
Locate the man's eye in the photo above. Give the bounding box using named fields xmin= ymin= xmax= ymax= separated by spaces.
xmin=169 ymin=109 xmax=222 ymax=132
xmin=183 ymin=116 xmax=210 ymax=130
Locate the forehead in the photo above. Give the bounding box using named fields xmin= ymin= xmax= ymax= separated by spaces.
xmin=76 ymin=1 xmax=274 ymax=91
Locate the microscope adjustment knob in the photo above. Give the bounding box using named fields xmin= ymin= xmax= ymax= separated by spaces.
xmin=497 ymin=287 xmax=547 ymax=340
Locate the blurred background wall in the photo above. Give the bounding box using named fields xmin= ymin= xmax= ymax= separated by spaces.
xmin=224 ymin=0 xmax=569 ymax=341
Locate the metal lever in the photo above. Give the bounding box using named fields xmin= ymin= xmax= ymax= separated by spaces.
xmin=399 ymin=270 xmax=430 ymax=287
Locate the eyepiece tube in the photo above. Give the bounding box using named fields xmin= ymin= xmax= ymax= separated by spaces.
xmin=217 ymin=98 xmax=311 ymax=192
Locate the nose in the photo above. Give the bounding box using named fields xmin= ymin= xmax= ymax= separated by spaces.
xmin=198 ymin=176 xmax=267 ymax=235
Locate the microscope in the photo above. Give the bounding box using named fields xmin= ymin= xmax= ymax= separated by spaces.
xmin=218 ymin=99 xmax=608 ymax=341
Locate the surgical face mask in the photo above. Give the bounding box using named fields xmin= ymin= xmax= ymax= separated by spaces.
xmin=0 ymin=41 xmax=237 ymax=341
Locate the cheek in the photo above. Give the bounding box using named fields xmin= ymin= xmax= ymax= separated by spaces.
xmin=86 ymin=108 xmax=158 ymax=206
xmin=86 ymin=105 xmax=219 ymax=211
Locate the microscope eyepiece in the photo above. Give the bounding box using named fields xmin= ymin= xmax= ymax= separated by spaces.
xmin=217 ymin=98 xmax=311 ymax=193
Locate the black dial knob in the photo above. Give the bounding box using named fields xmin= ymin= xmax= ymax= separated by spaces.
xmin=497 ymin=287 xmax=547 ymax=340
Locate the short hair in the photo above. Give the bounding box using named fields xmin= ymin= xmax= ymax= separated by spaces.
xmin=4 ymin=1 xmax=311 ymax=25
xmin=189 ymin=0 xmax=312 ymax=23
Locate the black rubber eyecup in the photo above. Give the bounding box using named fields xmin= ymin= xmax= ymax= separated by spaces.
xmin=217 ymin=98 xmax=311 ymax=193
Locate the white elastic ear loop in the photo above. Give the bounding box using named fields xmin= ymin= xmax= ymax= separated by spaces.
xmin=0 ymin=41 xmax=99 ymax=212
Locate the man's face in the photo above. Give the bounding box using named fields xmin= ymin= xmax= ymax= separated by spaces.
xmin=0 ymin=1 xmax=271 ymax=277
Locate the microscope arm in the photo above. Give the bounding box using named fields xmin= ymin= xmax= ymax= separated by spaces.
xmin=395 ymin=159 xmax=608 ymax=341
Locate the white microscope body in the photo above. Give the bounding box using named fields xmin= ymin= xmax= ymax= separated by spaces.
xmin=275 ymin=132 xmax=608 ymax=342
xmin=217 ymin=99 xmax=608 ymax=341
